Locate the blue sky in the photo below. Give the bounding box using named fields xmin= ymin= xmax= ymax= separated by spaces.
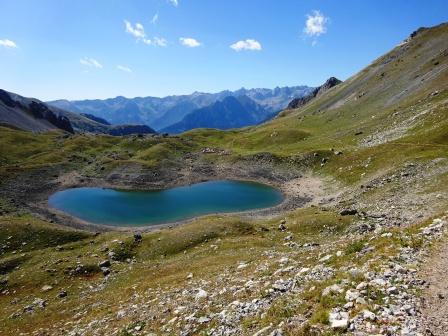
xmin=0 ymin=0 xmax=447 ymax=101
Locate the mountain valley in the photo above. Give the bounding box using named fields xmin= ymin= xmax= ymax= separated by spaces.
xmin=0 ymin=21 xmax=447 ymax=336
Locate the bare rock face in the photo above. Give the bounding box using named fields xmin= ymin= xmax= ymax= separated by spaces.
xmin=0 ymin=89 xmax=74 ymax=133
xmin=287 ymin=77 xmax=342 ymax=109
xmin=316 ymin=77 xmax=342 ymax=97
xmin=28 ymin=101 xmax=74 ymax=133
xmin=0 ymin=89 xmax=17 ymax=108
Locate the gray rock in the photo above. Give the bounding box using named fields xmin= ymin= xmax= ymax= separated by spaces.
xmin=98 ymin=260 xmax=111 ymax=268
xmin=101 ymin=267 xmax=111 ymax=276
xmin=57 ymin=290 xmax=67 ymax=298
xmin=329 ymin=310 xmax=349 ymax=329
xmin=340 ymin=209 xmax=358 ymax=216
xmin=345 ymin=289 xmax=360 ymax=301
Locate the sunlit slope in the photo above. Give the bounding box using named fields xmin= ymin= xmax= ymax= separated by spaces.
xmin=187 ymin=23 xmax=447 ymax=156
xmin=0 ymin=24 xmax=446 ymax=186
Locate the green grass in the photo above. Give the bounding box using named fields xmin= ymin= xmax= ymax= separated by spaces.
xmin=0 ymin=214 xmax=91 ymax=254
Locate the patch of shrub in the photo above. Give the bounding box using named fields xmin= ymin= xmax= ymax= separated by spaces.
xmin=71 ymin=263 xmax=101 ymax=276
xmin=110 ymin=241 xmax=136 ymax=261
xmin=0 ymin=255 xmax=29 ymax=275
xmin=346 ymin=240 xmax=365 ymax=254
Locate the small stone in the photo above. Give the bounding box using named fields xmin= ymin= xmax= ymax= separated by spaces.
xmin=198 ymin=316 xmax=210 ymax=324
xmin=319 ymin=254 xmax=333 ymax=262
xmin=344 ymin=301 xmax=354 ymax=309
xmin=355 ymin=296 xmax=367 ymax=305
xmin=57 ymin=290 xmax=67 ymax=298
xmin=284 ymin=235 xmax=293 ymax=241
xmin=195 ymin=289 xmax=208 ymax=300
xmin=253 ymin=325 xmax=273 ymax=336
xmin=322 ymin=284 xmax=343 ymax=296
xmin=237 ymin=263 xmax=248 ymax=270
xmin=387 ymin=286 xmax=399 ymax=295
xmin=370 ymin=278 xmax=387 ymax=287
xmin=101 ymin=267 xmax=111 ymax=276
xmin=340 ymin=209 xmax=358 ymax=216
xmin=297 ymin=267 xmax=310 ymax=275
xmin=41 ymin=285 xmax=53 ymax=292
xmin=345 ymin=289 xmax=360 ymax=301
xmin=363 ymin=310 xmax=376 ymax=321
xmin=98 ymin=260 xmax=111 ymax=268
xmin=329 ymin=311 xmax=349 ymax=329
xmin=356 ymin=282 xmax=368 ymax=290
xmin=272 ymin=283 xmax=287 ymax=292
xmin=32 ymin=298 xmax=46 ymax=309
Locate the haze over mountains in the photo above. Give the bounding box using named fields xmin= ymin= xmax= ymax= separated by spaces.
xmin=48 ymin=86 xmax=314 ymax=133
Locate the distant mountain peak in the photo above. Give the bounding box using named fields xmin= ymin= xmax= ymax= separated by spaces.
xmin=48 ymin=84 xmax=314 ymax=132
xmin=287 ymin=77 xmax=342 ymax=109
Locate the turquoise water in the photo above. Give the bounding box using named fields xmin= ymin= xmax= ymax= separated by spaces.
xmin=48 ymin=180 xmax=283 ymax=226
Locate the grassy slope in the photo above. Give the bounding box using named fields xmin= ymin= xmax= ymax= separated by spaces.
xmin=0 ymin=24 xmax=447 ymax=334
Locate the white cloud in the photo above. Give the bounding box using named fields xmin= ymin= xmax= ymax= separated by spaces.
xmin=230 ymin=39 xmax=262 ymax=51
xmin=0 ymin=39 xmax=17 ymax=49
xmin=117 ymin=65 xmax=132 ymax=73
xmin=151 ymin=13 xmax=159 ymax=25
xmin=80 ymin=57 xmax=103 ymax=69
xmin=168 ymin=0 xmax=178 ymax=7
xmin=154 ymin=37 xmax=168 ymax=47
xmin=125 ymin=20 xmax=146 ymax=39
xmin=124 ymin=20 xmax=166 ymax=47
xmin=304 ymin=10 xmax=328 ymax=37
xmin=179 ymin=37 xmax=201 ymax=48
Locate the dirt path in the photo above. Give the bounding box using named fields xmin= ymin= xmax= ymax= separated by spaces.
xmin=419 ymin=236 xmax=448 ymax=335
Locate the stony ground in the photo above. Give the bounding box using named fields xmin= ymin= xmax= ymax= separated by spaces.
xmin=417 ymin=239 xmax=448 ymax=335
xmin=2 ymin=156 xmax=446 ymax=336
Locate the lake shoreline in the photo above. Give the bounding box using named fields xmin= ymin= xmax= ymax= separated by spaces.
xmin=47 ymin=180 xmax=284 ymax=228
xmin=44 ymin=174 xmax=324 ymax=232
xmin=1 ymin=159 xmax=328 ymax=232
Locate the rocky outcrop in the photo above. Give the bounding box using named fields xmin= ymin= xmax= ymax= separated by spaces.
xmin=107 ymin=125 xmax=155 ymax=136
xmin=80 ymin=113 xmax=110 ymax=125
xmin=287 ymin=77 xmax=342 ymax=109
xmin=28 ymin=101 xmax=74 ymax=133
xmin=0 ymin=89 xmax=156 ymax=136
xmin=0 ymin=89 xmax=74 ymax=133
xmin=0 ymin=89 xmax=17 ymax=108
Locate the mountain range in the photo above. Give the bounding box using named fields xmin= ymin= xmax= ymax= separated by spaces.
xmin=161 ymin=95 xmax=275 ymax=134
xmin=0 ymin=89 xmax=155 ymax=136
xmin=47 ymin=86 xmax=314 ymax=133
